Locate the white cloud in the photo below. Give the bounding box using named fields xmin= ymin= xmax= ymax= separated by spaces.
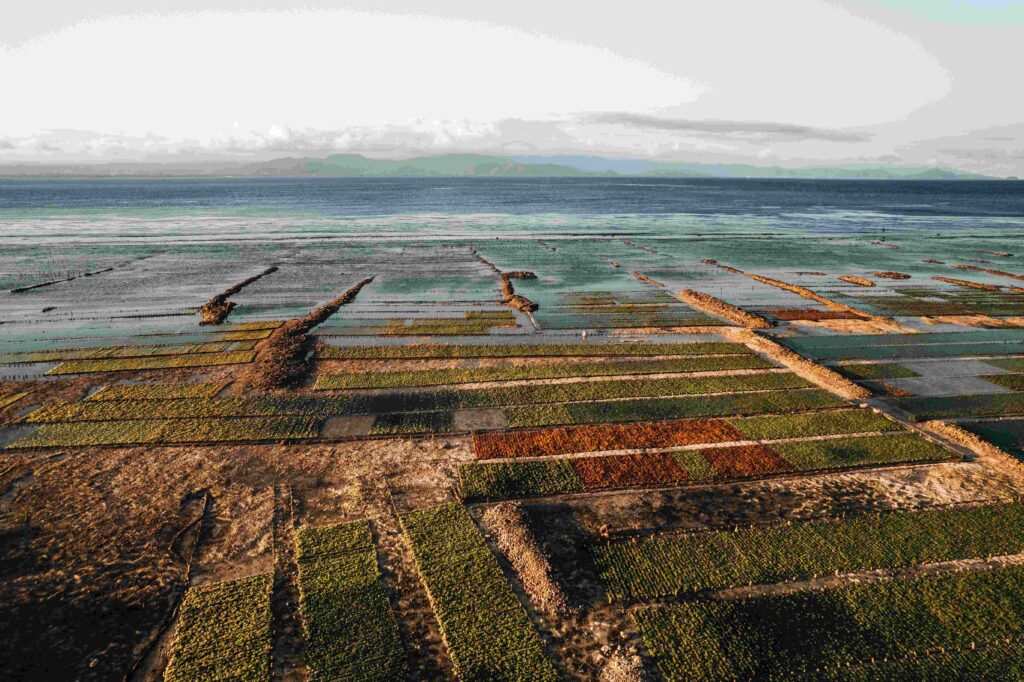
xmin=0 ymin=9 xmax=701 ymax=139
xmin=0 ymin=2 xmax=1019 ymax=174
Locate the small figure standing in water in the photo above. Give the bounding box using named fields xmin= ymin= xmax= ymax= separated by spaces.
xmin=581 ymin=330 xmax=588 ymax=341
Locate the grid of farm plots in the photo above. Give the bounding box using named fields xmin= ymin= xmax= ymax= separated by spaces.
xmin=3 ymin=231 xmax=1024 ymax=680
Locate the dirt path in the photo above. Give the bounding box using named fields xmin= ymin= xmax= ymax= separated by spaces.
xmin=271 ymin=484 xmax=307 ymax=682
xmin=371 ymin=477 xmax=454 ymax=680
xmin=131 ymin=490 xmax=213 ymax=681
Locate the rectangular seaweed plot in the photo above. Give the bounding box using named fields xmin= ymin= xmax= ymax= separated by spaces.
xmin=833 ymin=363 xmax=919 ymax=380
xmin=987 ymin=357 xmax=1024 ymax=372
xmin=634 ymin=564 xmax=1024 ymax=681
xmin=20 ymin=396 xmax=352 ymax=423
xmin=571 ymin=452 xmax=692 ymax=489
xmin=368 ymin=411 xmax=455 ymax=436
xmin=782 ymin=329 xmax=1024 ymax=352
xmin=313 ymin=355 xmax=774 ymax=390
xmin=726 ymin=408 xmax=904 ymax=441
xmin=164 ymin=574 xmax=273 ymax=682
xmin=47 ymin=350 xmax=255 ymax=374
xmin=325 ymin=372 xmax=814 ymax=419
xmin=892 ymin=393 xmax=1024 ymax=420
xmin=981 ymin=374 xmax=1024 ymax=391
xmin=700 ymin=444 xmax=793 ymax=478
xmin=596 ymin=502 xmax=1024 ymax=601
xmin=295 ymin=522 xmax=407 ymax=681
xmin=316 ymin=341 xmax=753 ymax=360
xmin=0 ymin=340 xmax=236 ymax=364
xmin=30 ymin=373 xmax=813 ymax=425
xmin=8 ymin=416 xmax=322 ymax=448
xmin=86 ymin=382 xmax=230 ymax=401
xmin=505 ymin=389 xmax=847 ymax=429
xmin=400 ymin=504 xmax=560 ymax=681
xmin=448 ymin=372 xmax=811 ymax=408
xmin=772 ymin=433 xmax=953 ymax=469
xmin=473 ymin=418 xmax=743 ymax=459
xmin=460 ymin=459 xmax=585 ymax=500
xmin=460 ymin=433 xmax=953 ymax=501
xmin=963 ymin=419 xmax=1024 ymax=460
xmin=788 ymin=342 xmax=1024 ymax=362
xmin=0 ymin=391 xmax=28 ymax=409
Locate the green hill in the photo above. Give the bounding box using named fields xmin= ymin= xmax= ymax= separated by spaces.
xmin=300 ymin=154 xmax=591 ymax=177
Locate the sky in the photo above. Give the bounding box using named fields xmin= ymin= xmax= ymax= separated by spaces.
xmin=1 ymin=0 xmax=1022 ymax=175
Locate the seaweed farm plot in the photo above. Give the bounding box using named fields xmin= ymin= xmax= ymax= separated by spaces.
xmin=963 ymin=419 xmax=1024 ymax=460
xmin=295 ymin=521 xmax=407 ymax=681
xmin=400 ymin=504 xmax=559 ymax=681
xmin=634 ymin=564 xmax=1024 ymax=682
xmin=502 ymin=388 xmax=847 ymax=429
xmin=473 ymin=408 xmax=902 ymax=459
xmin=18 ymin=371 xmax=815 ymax=425
xmin=780 ymin=330 xmax=1024 ymax=407
xmin=0 ymin=321 xmax=277 ymax=357
xmin=86 ymin=382 xmax=230 ymax=401
xmin=9 ymin=210 xmax=1024 ymax=681
xmin=795 ymin=271 xmax=1024 ymax=319
xmin=460 ymin=433 xmax=954 ymax=500
xmin=46 ymin=350 xmax=256 ymax=374
xmin=474 ymin=417 xmax=746 ymax=459
xmin=892 ymin=392 xmax=1024 ymax=420
xmin=215 ymin=243 xmax=382 ymax=323
xmin=783 ymin=329 xmax=1024 ymax=352
xmin=655 ymin=263 xmax=847 ymax=323
xmin=313 ymin=354 xmax=776 ymax=390
xmin=164 ymin=574 xmax=273 ymax=682
xmin=0 ymin=390 xmax=29 ymax=410
xmin=368 ymin=410 xmax=455 ymax=436
xmin=350 ymin=244 xmax=503 ymax=307
xmin=870 ymin=284 xmax=1024 ymax=317
xmin=316 ymin=339 xmax=754 ymax=360
xmin=0 ymin=325 xmax=277 ymax=380
xmin=315 ymin=309 xmax=521 ymax=337
xmin=5 ymin=374 xmax=846 ymax=449
xmin=790 ymin=267 xmax=1024 ymax=319
xmin=533 ymin=295 xmax=723 ymax=330
xmin=595 ymin=502 xmax=1024 ymax=600
xmin=9 ymin=416 xmax=322 ymax=448
xmin=3 ymin=247 xmax=282 ymax=332
xmin=0 ymin=340 xmax=239 ymax=365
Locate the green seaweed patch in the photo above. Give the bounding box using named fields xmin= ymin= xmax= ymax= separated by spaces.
xmin=634 ymin=564 xmax=1024 ymax=681
xmin=165 ymin=574 xmax=273 ymax=682
xmin=596 ymin=502 xmax=1024 ymax=601
xmin=834 ymin=362 xmax=919 ymax=380
xmin=399 ymin=504 xmax=560 ymax=681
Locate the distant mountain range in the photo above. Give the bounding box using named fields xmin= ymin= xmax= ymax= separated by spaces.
xmin=0 ymin=153 xmax=1002 ymax=180
xmin=509 ymin=156 xmax=997 ymax=180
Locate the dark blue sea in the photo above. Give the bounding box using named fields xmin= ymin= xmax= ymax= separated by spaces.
xmin=2 ymin=177 xmax=1024 ymax=219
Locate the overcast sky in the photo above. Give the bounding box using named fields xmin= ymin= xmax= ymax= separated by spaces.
xmin=1 ymin=0 xmax=1022 ymax=175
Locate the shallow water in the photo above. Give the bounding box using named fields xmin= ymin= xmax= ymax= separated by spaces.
xmin=2 ymin=177 xmax=1022 ymax=347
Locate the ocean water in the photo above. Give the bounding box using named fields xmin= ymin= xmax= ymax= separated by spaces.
xmin=2 ymin=176 xmax=1024 ymax=220
xmin=1 ymin=177 xmax=1023 ymax=350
